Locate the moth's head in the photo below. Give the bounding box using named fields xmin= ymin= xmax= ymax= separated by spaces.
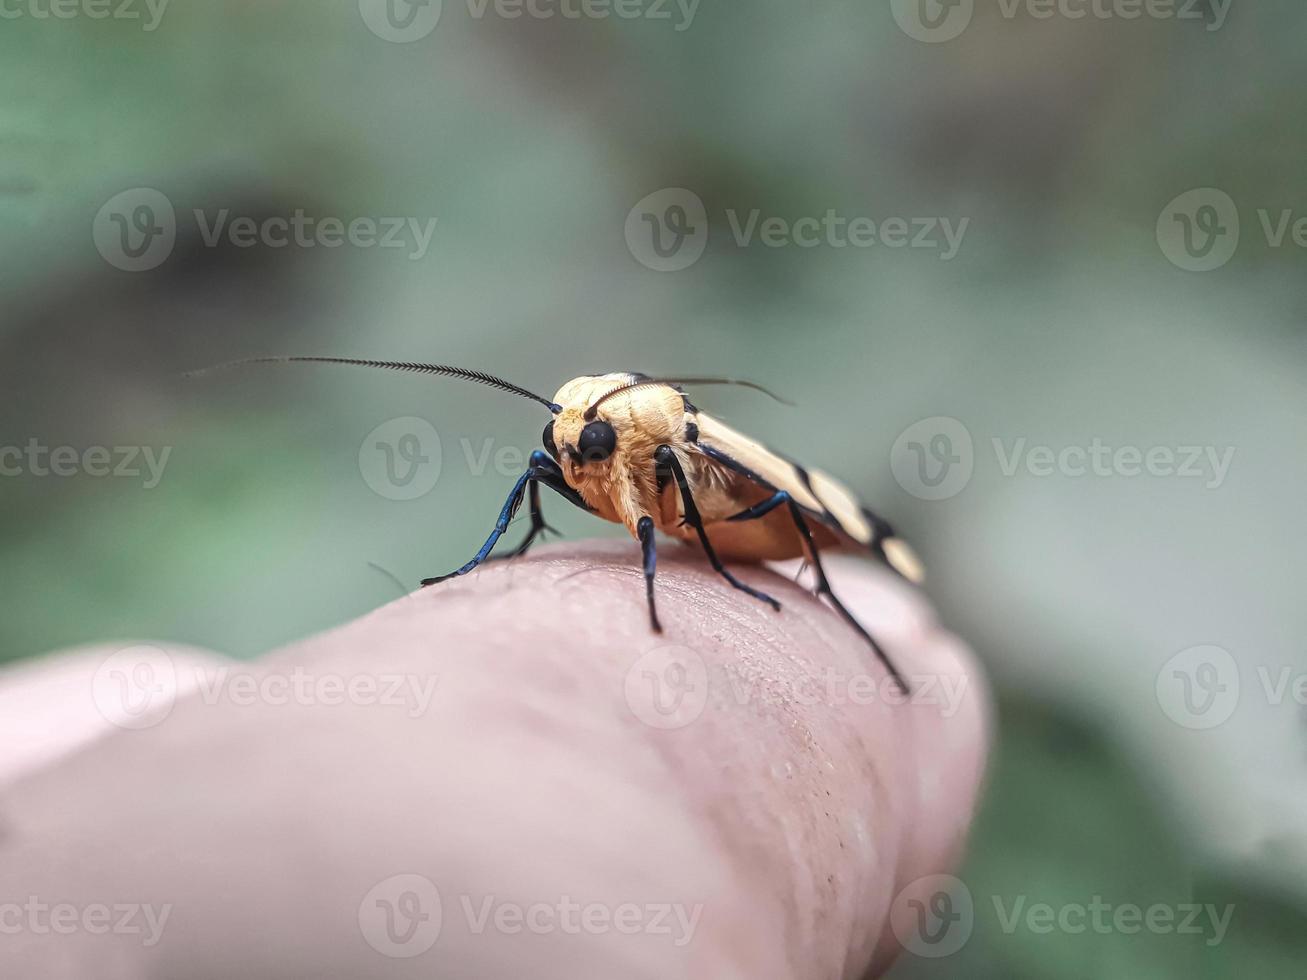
xmin=543 ymin=373 xmax=685 ymax=483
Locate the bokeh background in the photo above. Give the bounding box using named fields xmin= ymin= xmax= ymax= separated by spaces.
xmin=2 ymin=0 xmax=1305 ymax=974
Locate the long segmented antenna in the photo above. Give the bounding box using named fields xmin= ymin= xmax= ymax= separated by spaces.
xmin=584 ymin=376 xmax=793 ymax=420
xmin=185 ymin=356 xmax=561 ymax=413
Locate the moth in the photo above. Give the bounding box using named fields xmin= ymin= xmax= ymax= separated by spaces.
xmin=193 ymin=357 xmax=924 ymax=689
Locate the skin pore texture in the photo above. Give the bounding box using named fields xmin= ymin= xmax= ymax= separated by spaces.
xmin=0 ymin=540 xmax=989 ymax=979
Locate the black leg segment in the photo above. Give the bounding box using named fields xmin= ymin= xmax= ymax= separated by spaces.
xmin=728 ymin=488 xmax=909 ymax=693
xmin=637 ymin=515 xmax=661 ymax=632
xmin=654 ymin=445 xmax=781 ymax=611
xmin=784 ymin=497 xmax=908 ymax=693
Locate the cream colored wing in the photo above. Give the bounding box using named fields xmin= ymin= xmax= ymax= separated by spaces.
xmin=692 ymin=410 xmax=924 ymax=583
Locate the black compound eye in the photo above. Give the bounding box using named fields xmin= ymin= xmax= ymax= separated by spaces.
xmin=542 ymin=420 xmax=558 ymax=460
xmin=577 ymin=420 xmax=616 ymax=463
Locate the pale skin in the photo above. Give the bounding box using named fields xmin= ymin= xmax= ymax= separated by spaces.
xmin=0 ymin=540 xmax=989 ymax=978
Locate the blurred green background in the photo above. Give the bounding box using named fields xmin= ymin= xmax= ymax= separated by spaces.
xmin=2 ymin=0 xmax=1305 ymax=975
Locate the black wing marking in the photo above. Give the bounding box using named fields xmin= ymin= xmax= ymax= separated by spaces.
xmin=697 ymin=442 xmax=853 ymax=539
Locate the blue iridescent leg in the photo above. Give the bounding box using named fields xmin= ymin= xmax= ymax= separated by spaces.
xmin=483 ymin=452 xmax=580 ymax=559
xmin=421 ymin=451 xmax=587 ymax=586
xmin=725 ymin=491 xmax=788 ymax=522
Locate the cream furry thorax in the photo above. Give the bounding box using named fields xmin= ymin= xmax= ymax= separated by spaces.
xmin=548 ymin=373 xmax=691 ymax=532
